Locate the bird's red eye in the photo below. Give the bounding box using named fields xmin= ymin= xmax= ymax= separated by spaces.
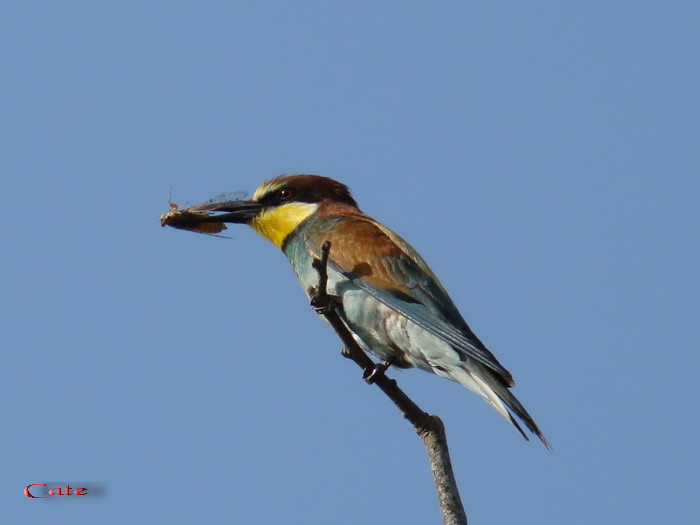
xmin=278 ymin=187 xmax=295 ymax=201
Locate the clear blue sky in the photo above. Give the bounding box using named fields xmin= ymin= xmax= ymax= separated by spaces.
xmin=3 ymin=2 xmax=698 ymax=523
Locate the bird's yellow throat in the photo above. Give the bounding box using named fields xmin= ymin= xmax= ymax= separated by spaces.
xmin=250 ymin=202 xmax=319 ymax=248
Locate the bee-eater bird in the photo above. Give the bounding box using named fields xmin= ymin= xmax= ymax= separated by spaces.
xmin=165 ymin=175 xmax=549 ymax=447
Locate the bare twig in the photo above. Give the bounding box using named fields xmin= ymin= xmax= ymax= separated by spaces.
xmin=309 ymin=240 xmax=468 ymax=525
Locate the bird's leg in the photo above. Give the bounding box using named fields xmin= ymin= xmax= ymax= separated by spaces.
xmin=340 ymin=348 xmax=386 ymax=383
xmin=308 ymin=286 xmax=341 ymax=314
xmin=363 ymin=358 xmax=397 ymax=384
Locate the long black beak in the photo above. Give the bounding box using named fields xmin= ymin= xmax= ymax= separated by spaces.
xmin=192 ymin=199 xmax=264 ymax=224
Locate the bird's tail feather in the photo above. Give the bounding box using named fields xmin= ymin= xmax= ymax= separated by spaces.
xmin=446 ymin=366 xmax=551 ymax=449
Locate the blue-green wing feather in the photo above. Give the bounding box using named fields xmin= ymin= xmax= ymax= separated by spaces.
xmin=325 ymin=255 xmax=514 ymax=385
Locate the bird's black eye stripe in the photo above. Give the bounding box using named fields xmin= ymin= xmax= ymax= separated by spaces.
xmin=278 ymin=187 xmax=295 ymax=201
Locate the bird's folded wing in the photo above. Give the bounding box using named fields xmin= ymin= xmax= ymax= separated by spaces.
xmin=305 ymin=217 xmax=514 ymax=386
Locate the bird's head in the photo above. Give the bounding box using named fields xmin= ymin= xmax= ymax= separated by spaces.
xmin=189 ymin=175 xmax=358 ymax=248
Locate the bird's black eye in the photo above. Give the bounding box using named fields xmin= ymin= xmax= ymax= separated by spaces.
xmin=278 ymin=187 xmax=295 ymax=201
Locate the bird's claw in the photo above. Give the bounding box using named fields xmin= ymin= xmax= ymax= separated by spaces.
xmin=363 ymin=360 xmax=393 ymax=384
xmin=309 ymin=288 xmax=340 ymax=315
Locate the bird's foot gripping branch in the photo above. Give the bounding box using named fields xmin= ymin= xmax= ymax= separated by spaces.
xmin=361 ymin=358 xmax=393 ymax=384
xmin=309 ymin=240 xmax=468 ymax=525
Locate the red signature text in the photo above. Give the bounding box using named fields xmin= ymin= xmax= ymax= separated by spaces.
xmin=24 ymin=484 xmax=88 ymax=498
